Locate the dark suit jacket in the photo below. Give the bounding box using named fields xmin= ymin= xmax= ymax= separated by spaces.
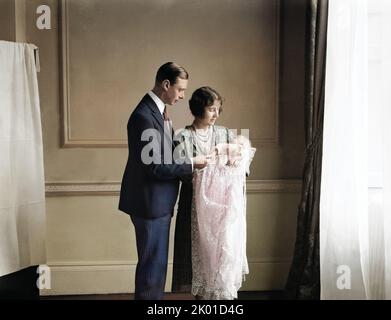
xmin=119 ymin=94 xmax=192 ymax=219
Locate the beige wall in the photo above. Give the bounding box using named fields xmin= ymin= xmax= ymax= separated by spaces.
xmin=0 ymin=0 xmax=27 ymax=42
xmin=0 ymin=0 xmax=15 ymax=41
xmin=28 ymin=0 xmax=290 ymax=182
xmin=62 ymin=0 xmax=279 ymax=150
xmin=24 ymin=0 xmax=305 ymax=182
xmin=4 ymin=0 xmax=306 ymax=294
xmin=42 ymin=188 xmax=301 ymax=295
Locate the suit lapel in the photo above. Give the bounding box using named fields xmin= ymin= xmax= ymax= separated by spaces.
xmin=143 ymin=94 xmax=175 ymax=147
xmin=143 ymin=94 xmax=165 ymax=132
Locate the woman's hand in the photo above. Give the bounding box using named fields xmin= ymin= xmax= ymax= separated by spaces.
xmin=192 ymin=155 xmax=208 ymax=169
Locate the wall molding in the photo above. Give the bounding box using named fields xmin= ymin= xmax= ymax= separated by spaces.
xmin=45 ymin=179 xmax=302 ymax=196
xmin=60 ymin=0 xmax=124 ymax=147
xmin=46 ymin=257 xmax=292 ymax=267
xmin=46 ymin=181 xmax=120 ymax=196
xmin=41 ymin=258 xmax=292 ymax=295
xmin=60 ymin=0 xmax=280 ymax=147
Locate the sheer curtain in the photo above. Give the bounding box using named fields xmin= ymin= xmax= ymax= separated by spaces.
xmin=0 ymin=41 xmax=46 ymax=276
xmin=320 ymin=0 xmax=369 ymax=299
xmin=372 ymin=0 xmax=391 ymax=300
xmin=321 ymin=0 xmax=391 ymax=299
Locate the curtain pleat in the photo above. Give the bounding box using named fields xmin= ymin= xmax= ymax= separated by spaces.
xmin=285 ymin=0 xmax=328 ymax=300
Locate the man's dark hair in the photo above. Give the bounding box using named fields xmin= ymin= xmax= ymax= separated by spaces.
xmin=155 ymin=62 xmax=189 ymax=85
xmin=189 ymin=86 xmax=223 ymax=118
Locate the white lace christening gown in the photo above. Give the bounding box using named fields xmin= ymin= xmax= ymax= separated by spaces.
xmin=191 ymin=142 xmax=256 ymax=300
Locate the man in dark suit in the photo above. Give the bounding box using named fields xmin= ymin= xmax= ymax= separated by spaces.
xmin=119 ymin=62 xmax=205 ymax=300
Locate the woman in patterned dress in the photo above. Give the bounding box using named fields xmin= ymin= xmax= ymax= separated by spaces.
xmin=172 ymin=87 xmax=254 ymax=300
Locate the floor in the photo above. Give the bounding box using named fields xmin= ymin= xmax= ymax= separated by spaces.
xmin=0 ymin=267 xmax=286 ymax=300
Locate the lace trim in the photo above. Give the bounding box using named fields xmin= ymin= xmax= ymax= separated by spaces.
xmin=190 ymin=136 xmax=254 ymax=300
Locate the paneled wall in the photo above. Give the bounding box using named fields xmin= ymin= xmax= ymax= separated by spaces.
xmin=43 ymin=185 xmax=301 ymax=295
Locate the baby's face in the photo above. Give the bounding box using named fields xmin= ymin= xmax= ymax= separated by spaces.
xmin=233 ymin=136 xmax=250 ymax=149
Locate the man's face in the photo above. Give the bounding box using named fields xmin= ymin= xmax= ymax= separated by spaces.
xmin=164 ymin=77 xmax=188 ymax=105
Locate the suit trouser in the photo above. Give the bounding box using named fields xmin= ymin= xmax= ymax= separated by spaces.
xmin=131 ymin=214 xmax=171 ymax=300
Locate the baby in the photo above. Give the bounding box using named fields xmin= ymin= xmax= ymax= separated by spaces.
xmin=211 ymin=135 xmax=254 ymax=167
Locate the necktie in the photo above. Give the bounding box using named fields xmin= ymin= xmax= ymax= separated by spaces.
xmin=163 ymin=106 xmax=169 ymax=121
xmin=163 ymin=106 xmax=172 ymax=136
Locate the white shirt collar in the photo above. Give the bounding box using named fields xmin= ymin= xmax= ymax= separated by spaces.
xmin=148 ymin=90 xmax=165 ymax=115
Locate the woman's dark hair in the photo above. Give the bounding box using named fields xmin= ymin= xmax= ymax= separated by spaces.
xmin=189 ymin=86 xmax=223 ymax=118
xmin=155 ymin=62 xmax=189 ymax=85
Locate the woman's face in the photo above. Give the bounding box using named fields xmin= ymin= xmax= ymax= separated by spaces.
xmin=199 ymin=100 xmax=221 ymax=126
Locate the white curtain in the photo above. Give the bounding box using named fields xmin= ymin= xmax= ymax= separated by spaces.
xmin=321 ymin=0 xmax=391 ymax=299
xmin=320 ymin=0 xmax=369 ymax=299
xmin=0 ymin=40 xmax=46 ymax=277
xmin=373 ymin=0 xmax=391 ymax=300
